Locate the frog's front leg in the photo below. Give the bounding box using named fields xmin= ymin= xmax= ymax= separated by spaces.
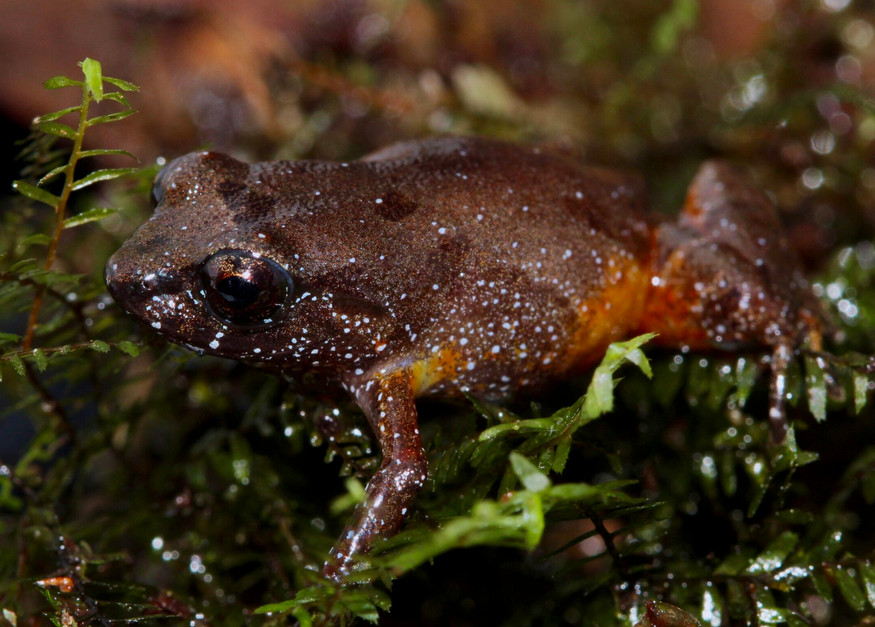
xmin=323 ymin=368 xmax=427 ymax=580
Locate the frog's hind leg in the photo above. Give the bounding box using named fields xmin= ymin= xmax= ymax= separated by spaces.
xmin=650 ymin=161 xmax=826 ymax=443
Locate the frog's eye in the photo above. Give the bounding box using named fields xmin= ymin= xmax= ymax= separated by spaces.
xmin=200 ymin=250 xmax=292 ymax=326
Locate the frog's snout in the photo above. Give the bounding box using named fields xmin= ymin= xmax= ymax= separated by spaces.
xmin=104 ymin=254 xmax=142 ymax=313
xmin=105 ymin=252 xmax=191 ymax=338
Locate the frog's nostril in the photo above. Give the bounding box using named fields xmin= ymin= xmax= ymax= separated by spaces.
xmin=105 ymin=257 xmax=145 ymax=303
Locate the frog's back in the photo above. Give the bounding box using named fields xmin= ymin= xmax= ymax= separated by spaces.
xmin=358 ymin=136 xmax=652 ymax=261
xmin=309 ymin=136 xmax=655 ymax=301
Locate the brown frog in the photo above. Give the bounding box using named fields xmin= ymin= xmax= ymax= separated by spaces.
xmin=105 ymin=136 xmax=822 ymax=579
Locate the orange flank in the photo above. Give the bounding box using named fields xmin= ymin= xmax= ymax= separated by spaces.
xmin=566 ymin=256 xmax=651 ymax=370
xmin=636 ymin=249 xmax=711 ymax=350
xmin=409 ymin=344 xmax=466 ymax=395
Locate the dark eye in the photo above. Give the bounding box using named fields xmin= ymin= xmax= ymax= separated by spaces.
xmin=200 ymin=249 xmax=292 ymax=326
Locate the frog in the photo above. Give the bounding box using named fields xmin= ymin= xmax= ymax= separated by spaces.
xmin=105 ymin=136 xmax=823 ymax=579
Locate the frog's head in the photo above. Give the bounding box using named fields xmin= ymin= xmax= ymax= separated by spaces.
xmin=106 ymin=151 xmax=378 ymax=376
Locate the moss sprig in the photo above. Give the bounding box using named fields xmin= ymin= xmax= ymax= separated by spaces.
xmin=10 ymin=57 xmax=138 ymax=353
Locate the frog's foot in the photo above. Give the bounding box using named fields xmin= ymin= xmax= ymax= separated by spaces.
xmin=769 ymin=307 xmax=831 ymax=443
xmin=768 ymin=342 xmax=792 ymax=443
xmin=310 ymin=404 xmax=378 ymax=477
xmin=322 ymin=369 xmax=427 ymax=582
xmin=768 ymin=329 xmax=830 ymax=443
